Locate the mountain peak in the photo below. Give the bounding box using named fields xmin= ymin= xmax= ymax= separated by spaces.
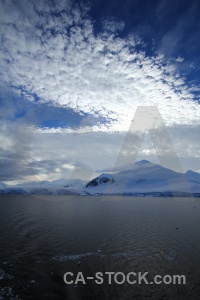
xmin=135 ymin=160 xmax=152 ymax=165
xmin=186 ymin=170 xmax=200 ymax=179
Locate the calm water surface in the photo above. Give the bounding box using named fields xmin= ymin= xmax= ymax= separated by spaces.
xmin=0 ymin=195 xmax=200 ymax=300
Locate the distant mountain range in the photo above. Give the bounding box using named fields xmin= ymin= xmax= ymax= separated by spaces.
xmin=15 ymin=178 xmax=86 ymax=189
xmin=0 ymin=160 xmax=200 ymax=196
xmin=0 ymin=179 xmax=86 ymax=195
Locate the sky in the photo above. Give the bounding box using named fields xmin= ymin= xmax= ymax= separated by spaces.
xmin=0 ymin=0 xmax=200 ymax=184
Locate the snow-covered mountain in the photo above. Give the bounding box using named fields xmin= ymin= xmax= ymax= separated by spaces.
xmin=1 ymin=161 xmax=200 ymax=196
xmin=48 ymin=178 xmax=87 ymax=188
xmin=186 ymin=170 xmax=200 ymax=181
xmin=85 ymin=160 xmax=200 ymax=196
xmin=15 ymin=178 xmax=86 ymax=189
xmin=0 ymin=179 xmax=86 ymax=195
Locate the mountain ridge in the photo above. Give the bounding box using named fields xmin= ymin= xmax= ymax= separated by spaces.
xmin=85 ymin=160 xmax=200 ymax=196
xmin=0 ymin=160 xmax=200 ymax=196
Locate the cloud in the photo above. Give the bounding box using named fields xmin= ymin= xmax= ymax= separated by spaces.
xmin=158 ymin=0 xmax=200 ymax=59
xmin=0 ymin=0 xmax=200 ymax=183
xmin=176 ymin=56 xmax=184 ymax=63
xmin=0 ymin=122 xmax=85 ymax=182
xmin=29 ymin=123 xmax=200 ymax=175
xmin=0 ymin=0 xmax=199 ymax=133
xmin=0 ymin=89 xmax=110 ymax=131
xmin=102 ymin=18 xmax=125 ymax=33
xmin=1 ymin=119 xmax=199 ymax=183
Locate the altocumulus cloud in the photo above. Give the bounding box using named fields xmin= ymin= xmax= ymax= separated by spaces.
xmin=0 ymin=0 xmax=199 ymax=132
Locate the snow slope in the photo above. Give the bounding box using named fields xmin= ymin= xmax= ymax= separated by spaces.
xmin=85 ymin=160 xmax=200 ymax=196
xmin=15 ymin=178 xmax=86 ymax=189
xmin=0 ymin=179 xmax=86 ymax=195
